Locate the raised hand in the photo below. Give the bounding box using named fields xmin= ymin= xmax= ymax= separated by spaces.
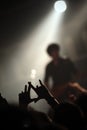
xmin=19 ymin=80 xmax=54 ymax=107
xmin=34 ymin=80 xmax=60 ymax=108
xmin=19 ymin=83 xmax=37 ymax=107
xmin=31 ymin=80 xmax=52 ymax=102
xmin=0 ymin=93 xmax=8 ymax=105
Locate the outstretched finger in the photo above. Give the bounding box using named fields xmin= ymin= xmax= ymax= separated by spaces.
xmin=28 ymin=82 xmax=36 ymax=91
xmin=24 ymin=85 xmax=27 ymax=92
xmin=39 ymin=80 xmax=44 ymax=86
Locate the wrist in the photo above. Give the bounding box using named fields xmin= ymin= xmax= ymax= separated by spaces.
xmin=45 ymin=94 xmax=59 ymax=109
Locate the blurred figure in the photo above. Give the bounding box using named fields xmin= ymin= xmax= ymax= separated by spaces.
xmin=44 ymin=43 xmax=78 ymax=100
xmin=44 ymin=43 xmax=87 ymax=101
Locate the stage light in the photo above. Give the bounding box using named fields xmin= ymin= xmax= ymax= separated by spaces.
xmin=54 ymin=0 xmax=67 ymax=13
xmin=30 ymin=69 xmax=36 ymax=79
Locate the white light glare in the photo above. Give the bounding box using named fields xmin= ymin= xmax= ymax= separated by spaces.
xmin=30 ymin=69 xmax=36 ymax=79
xmin=54 ymin=0 xmax=67 ymax=13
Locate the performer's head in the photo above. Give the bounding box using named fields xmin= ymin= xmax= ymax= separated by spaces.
xmin=47 ymin=43 xmax=60 ymax=60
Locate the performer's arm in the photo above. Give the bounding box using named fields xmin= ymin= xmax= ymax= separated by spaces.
xmin=68 ymin=82 xmax=87 ymax=93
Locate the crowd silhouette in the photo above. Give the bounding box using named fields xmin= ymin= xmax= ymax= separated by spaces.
xmin=0 ymin=80 xmax=87 ymax=130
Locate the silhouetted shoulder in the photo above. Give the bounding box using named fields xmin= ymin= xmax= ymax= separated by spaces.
xmin=47 ymin=61 xmax=53 ymax=66
xmin=60 ymin=57 xmax=75 ymax=67
xmin=60 ymin=57 xmax=73 ymax=63
xmin=46 ymin=61 xmax=53 ymax=69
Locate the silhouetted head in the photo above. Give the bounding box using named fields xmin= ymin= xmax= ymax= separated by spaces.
xmin=47 ymin=43 xmax=60 ymax=60
xmin=53 ymin=102 xmax=84 ymax=130
xmin=0 ymin=104 xmax=61 ymax=130
xmin=75 ymin=93 xmax=87 ymax=119
xmin=0 ymin=104 xmax=38 ymax=129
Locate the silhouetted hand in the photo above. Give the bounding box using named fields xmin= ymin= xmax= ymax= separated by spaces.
xmin=19 ymin=80 xmax=54 ymax=107
xmin=32 ymin=80 xmax=60 ymax=108
xmin=19 ymin=84 xmax=37 ymax=106
xmin=30 ymin=80 xmax=52 ymax=102
xmin=0 ymin=93 xmax=8 ymax=105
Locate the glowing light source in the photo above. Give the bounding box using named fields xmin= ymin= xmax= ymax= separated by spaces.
xmin=30 ymin=69 xmax=36 ymax=79
xmin=54 ymin=0 xmax=67 ymax=13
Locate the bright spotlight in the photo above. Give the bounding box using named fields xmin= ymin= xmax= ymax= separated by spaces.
xmin=30 ymin=69 xmax=36 ymax=79
xmin=54 ymin=0 xmax=67 ymax=13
